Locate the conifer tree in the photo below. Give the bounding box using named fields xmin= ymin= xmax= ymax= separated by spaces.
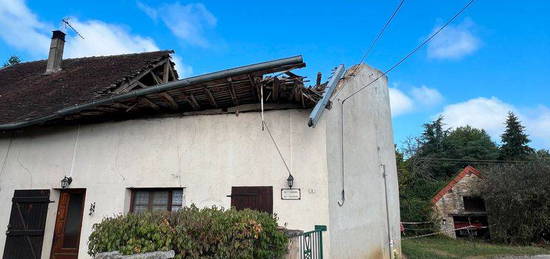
xmin=499 ymin=112 xmax=533 ymax=160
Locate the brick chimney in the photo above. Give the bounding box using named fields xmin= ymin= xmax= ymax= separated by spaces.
xmin=45 ymin=30 xmax=65 ymax=74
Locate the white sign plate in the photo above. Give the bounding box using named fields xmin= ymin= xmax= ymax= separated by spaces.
xmin=281 ymin=188 xmax=301 ymax=200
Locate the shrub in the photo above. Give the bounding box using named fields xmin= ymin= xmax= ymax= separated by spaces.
xmin=88 ymin=205 xmax=289 ymax=258
xmin=481 ymin=160 xmax=550 ymax=244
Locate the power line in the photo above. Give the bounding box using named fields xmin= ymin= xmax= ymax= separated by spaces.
xmin=342 ymin=0 xmax=476 ymax=102
xmin=413 ymin=157 xmax=547 ymax=164
xmin=357 ymin=0 xmax=406 ymax=66
xmin=337 ymin=0 xmax=476 ymax=208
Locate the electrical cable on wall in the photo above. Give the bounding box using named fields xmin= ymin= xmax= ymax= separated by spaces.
xmin=258 ymin=82 xmax=293 ymax=180
xmin=0 ymin=135 xmax=14 ymax=191
xmin=69 ymin=124 xmax=81 ymax=177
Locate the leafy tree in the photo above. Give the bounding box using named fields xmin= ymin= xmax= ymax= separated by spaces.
xmin=499 ymin=112 xmax=533 ymax=161
xmin=2 ymin=56 xmax=21 ymax=67
xmin=482 ymin=159 xmax=550 ymax=244
xmin=444 ymin=126 xmax=499 ymax=161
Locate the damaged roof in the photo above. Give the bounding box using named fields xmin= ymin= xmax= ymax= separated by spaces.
xmin=0 ymin=50 xmax=175 ymax=126
xmin=0 ymin=52 xmax=326 ymax=131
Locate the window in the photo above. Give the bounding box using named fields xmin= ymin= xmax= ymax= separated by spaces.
xmin=130 ymin=189 xmax=183 ymax=213
xmin=463 ymin=196 xmax=486 ymax=212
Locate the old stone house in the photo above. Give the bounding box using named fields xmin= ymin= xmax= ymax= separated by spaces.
xmin=0 ymin=31 xmax=401 ymax=258
xmin=432 ymin=166 xmax=489 ymax=238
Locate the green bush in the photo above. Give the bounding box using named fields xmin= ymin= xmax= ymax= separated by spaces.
xmin=482 ymin=160 xmax=550 ymax=244
xmin=88 ymin=205 xmax=289 ymax=258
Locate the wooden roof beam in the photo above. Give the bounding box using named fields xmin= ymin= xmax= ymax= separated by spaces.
xmin=204 ymin=88 xmax=217 ymax=108
xmin=227 ymin=77 xmax=239 ymax=106
xmin=159 ymin=92 xmax=179 ymax=110
xmin=139 ymin=97 xmax=161 ymax=111
xmin=272 ymin=77 xmax=280 ymax=101
xmin=151 ymin=69 xmax=162 ymax=85
xmin=187 ymin=94 xmax=200 ymax=110
xmin=163 ymin=61 xmax=170 ymax=83
xmin=248 ymin=74 xmax=260 ymax=101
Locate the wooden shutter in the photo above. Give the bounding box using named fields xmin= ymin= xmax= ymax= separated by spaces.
xmin=230 ymin=186 xmax=273 ymax=214
xmin=3 ymin=189 xmax=50 ymax=259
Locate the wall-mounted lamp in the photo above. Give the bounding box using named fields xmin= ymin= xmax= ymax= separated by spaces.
xmin=61 ymin=176 xmax=72 ymax=189
xmin=89 ymin=202 xmax=96 ymax=216
xmin=287 ymin=174 xmax=294 ymax=189
xmin=442 ymin=218 xmax=447 ymax=225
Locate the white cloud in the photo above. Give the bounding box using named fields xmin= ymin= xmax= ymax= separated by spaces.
xmin=171 ymin=55 xmax=193 ymax=78
xmin=0 ymin=0 xmax=51 ymax=57
xmin=427 ymin=19 xmax=480 ymax=59
xmin=138 ymin=2 xmax=217 ymax=47
xmin=63 ymin=18 xmax=159 ymax=58
xmin=439 ymin=97 xmax=550 ymax=148
xmin=389 ymin=85 xmax=443 ymax=117
xmin=389 ymin=88 xmax=414 ymax=116
xmin=411 ymin=85 xmax=443 ymax=107
xmin=0 ymin=0 xmax=193 ymax=76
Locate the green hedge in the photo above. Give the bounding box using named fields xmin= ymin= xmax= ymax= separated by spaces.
xmin=88 ymin=205 xmax=289 ymax=258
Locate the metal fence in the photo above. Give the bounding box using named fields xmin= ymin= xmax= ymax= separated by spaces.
xmin=297 ymin=225 xmax=327 ymax=259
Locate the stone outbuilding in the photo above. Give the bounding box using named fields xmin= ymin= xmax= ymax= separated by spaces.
xmin=432 ymin=166 xmax=489 ymax=239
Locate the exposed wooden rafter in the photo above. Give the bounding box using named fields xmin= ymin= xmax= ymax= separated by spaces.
xmin=163 ymin=61 xmax=170 ymax=83
xmin=188 ymin=94 xmax=200 ymax=110
xmin=204 ymin=88 xmax=217 ymax=108
xmin=114 ymin=58 xmax=170 ymax=93
xmin=272 ymin=77 xmax=280 ymax=101
xmin=139 ymin=97 xmax=161 ymax=111
xmin=160 ymin=93 xmax=178 ymax=110
xmin=151 ymin=70 xmax=162 ymax=85
xmin=248 ymin=74 xmax=260 ymax=101
xmin=227 ymin=77 xmax=239 ymax=106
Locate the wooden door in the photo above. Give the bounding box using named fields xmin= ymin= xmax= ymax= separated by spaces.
xmin=3 ymin=189 xmax=50 ymax=259
xmin=230 ymin=186 xmax=273 ymax=214
xmin=50 ymin=189 xmax=85 ymax=259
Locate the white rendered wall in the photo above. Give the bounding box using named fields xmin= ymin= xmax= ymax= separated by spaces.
xmin=0 ymin=109 xmax=330 ymax=258
xmin=324 ymin=65 xmax=401 ymax=258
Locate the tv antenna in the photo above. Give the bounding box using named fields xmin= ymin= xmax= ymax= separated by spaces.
xmin=61 ymin=18 xmax=85 ymax=39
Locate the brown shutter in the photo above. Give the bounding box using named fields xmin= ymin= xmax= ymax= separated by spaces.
xmin=230 ymin=186 xmax=273 ymax=214
xmin=3 ymin=190 xmax=50 ymax=259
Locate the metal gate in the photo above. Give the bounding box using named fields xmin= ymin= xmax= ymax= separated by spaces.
xmin=298 ymin=225 xmax=327 ymax=259
xmin=3 ymin=189 xmax=50 ymax=259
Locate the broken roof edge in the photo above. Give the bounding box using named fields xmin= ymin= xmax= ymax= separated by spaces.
xmin=0 ymin=55 xmax=305 ymax=131
xmin=308 ymin=64 xmax=345 ymax=127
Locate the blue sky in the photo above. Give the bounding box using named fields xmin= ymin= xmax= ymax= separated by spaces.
xmin=1 ymin=0 xmax=549 ymax=149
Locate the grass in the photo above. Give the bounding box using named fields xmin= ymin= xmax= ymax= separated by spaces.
xmin=402 ymin=236 xmax=550 ymax=259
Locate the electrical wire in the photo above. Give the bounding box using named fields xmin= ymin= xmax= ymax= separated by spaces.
xmin=357 ymin=0 xmax=406 ymax=66
xmin=338 ymin=0 xmax=406 ymax=99
xmin=413 ymin=157 xmax=545 ymax=163
xmin=336 ymin=0 xmax=476 ymax=208
xmin=342 ymin=0 xmax=476 ymax=102
xmin=263 ymin=120 xmax=293 ymax=177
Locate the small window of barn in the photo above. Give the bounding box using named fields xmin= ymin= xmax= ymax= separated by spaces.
xmin=130 ymin=188 xmax=184 ymax=213
xmin=463 ymin=196 xmax=486 ymax=212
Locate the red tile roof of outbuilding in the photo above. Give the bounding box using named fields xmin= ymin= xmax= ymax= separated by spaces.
xmin=431 ymin=166 xmax=483 ymax=204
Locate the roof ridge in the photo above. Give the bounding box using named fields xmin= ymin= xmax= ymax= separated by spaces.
xmin=7 ymin=50 xmax=174 ymax=66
